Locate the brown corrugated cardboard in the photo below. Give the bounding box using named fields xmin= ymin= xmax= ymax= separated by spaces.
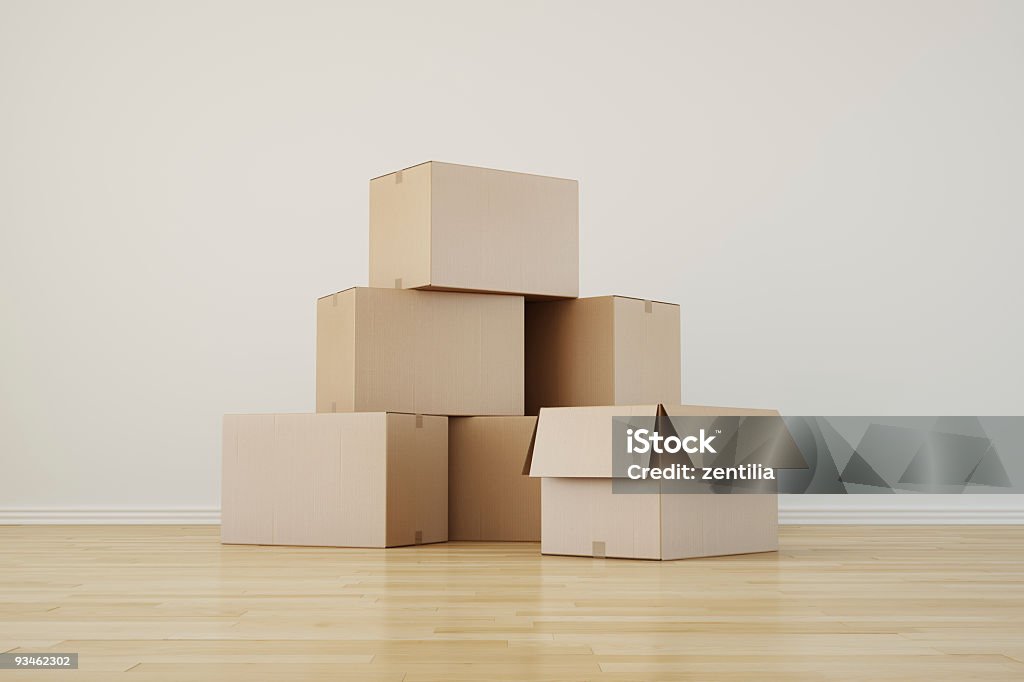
xmin=370 ymin=161 xmax=579 ymax=299
xmin=316 ymin=287 xmax=524 ymax=416
xmin=659 ymin=492 xmax=778 ymax=560
xmin=525 ymin=296 xmax=681 ymax=415
xmin=221 ymin=412 xmax=447 ymax=548
xmin=541 ymin=478 xmax=663 ymax=559
xmin=528 ymin=404 xmax=779 ymax=560
xmin=448 ymin=416 xmax=540 ymax=542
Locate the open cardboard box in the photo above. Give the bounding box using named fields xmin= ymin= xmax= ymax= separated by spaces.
xmin=525 ymin=404 xmax=781 ymax=560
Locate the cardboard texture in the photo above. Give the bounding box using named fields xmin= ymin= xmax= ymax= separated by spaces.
xmin=370 ymin=161 xmax=579 ymax=299
xmin=525 ymin=296 xmax=681 ymax=415
xmin=528 ymin=404 xmax=780 ymax=560
xmin=316 ymin=287 xmax=524 ymax=416
xmin=221 ymin=412 xmax=447 ymax=548
xmin=448 ymin=416 xmax=540 ymax=542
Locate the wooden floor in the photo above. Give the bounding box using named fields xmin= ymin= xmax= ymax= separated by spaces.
xmin=1 ymin=526 xmax=1023 ymax=681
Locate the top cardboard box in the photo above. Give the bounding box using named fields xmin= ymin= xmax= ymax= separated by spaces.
xmin=370 ymin=161 xmax=579 ymax=299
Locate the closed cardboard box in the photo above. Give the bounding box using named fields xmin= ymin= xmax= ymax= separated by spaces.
xmin=222 ymin=412 xmax=447 ymax=548
xmin=448 ymin=416 xmax=540 ymax=542
xmin=317 ymin=287 xmax=524 ymax=416
xmin=527 ymin=404 xmax=779 ymax=560
xmin=525 ymin=296 xmax=681 ymax=415
xmin=370 ymin=161 xmax=579 ymax=299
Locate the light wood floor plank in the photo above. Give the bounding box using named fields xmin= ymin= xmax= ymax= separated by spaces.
xmin=1 ymin=525 xmax=1023 ymax=680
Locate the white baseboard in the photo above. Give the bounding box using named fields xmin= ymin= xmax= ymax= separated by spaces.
xmin=778 ymin=495 xmax=1024 ymax=524
xmin=0 ymin=508 xmax=220 ymax=524
xmin=778 ymin=507 xmax=1024 ymax=524
xmin=2 ymin=502 xmax=1022 ymax=525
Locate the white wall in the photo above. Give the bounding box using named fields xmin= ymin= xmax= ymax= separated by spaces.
xmin=2 ymin=0 xmax=1022 ymax=522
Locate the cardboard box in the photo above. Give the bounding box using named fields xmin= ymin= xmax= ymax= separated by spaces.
xmin=448 ymin=416 xmax=540 ymax=542
xmin=221 ymin=412 xmax=447 ymax=548
xmin=525 ymin=296 xmax=681 ymax=415
xmin=317 ymin=287 xmax=524 ymax=416
xmin=370 ymin=161 xmax=579 ymax=299
xmin=527 ymin=404 xmax=779 ymax=560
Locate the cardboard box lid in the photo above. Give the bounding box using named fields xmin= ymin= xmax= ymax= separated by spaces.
xmin=525 ymin=403 xmax=782 ymax=479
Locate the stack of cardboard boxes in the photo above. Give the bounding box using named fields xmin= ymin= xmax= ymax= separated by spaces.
xmin=222 ymin=161 xmax=778 ymax=560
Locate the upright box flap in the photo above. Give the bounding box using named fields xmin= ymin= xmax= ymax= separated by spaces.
xmin=527 ymin=405 xmax=660 ymax=478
